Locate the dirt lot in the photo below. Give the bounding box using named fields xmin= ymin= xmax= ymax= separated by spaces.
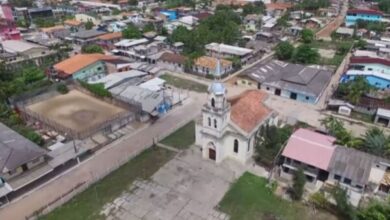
xmin=27 ymin=90 xmax=127 ymax=133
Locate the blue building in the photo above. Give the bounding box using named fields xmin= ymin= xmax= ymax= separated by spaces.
xmin=345 ymin=9 xmax=383 ymax=26
xmin=341 ymin=56 xmax=390 ymax=89
xmin=160 ymin=10 xmax=178 ymax=21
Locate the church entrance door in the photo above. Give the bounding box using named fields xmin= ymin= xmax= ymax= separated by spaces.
xmin=209 ymin=148 xmax=216 ymax=160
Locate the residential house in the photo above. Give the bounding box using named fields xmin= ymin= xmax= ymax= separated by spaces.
xmin=114 ymin=38 xmax=149 ymax=52
xmin=342 ymin=56 xmax=390 ymax=89
xmin=178 ymin=15 xmax=198 ymax=29
xmin=245 ymin=60 xmax=332 ymax=104
xmin=97 ymin=32 xmax=122 ymax=49
xmin=71 ymin=29 xmax=106 ymax=45
xmin=335 ymin=27 xmax=354 ymax=38
xmin=157 ymin=52 xmax=186 ymax=72
xmin=195 ymin=83 xmax=276 ymax=164
xmin=205 ymin=43 xmax=253 ymax=65
xmin=104 ymin=58 xmax=132 ymax=73
xmin=244 ymin=14 xmax=261 ymax=32
xmin=0 ymin=122 xmax=49 ymax=200
xmin=193 ymin=56 xmax=233 ymax=77
xmin=0 ymin=4 xmax=21 ymax=41
xmin=280 ymin=128 xmax=336 ymax=188
xmin=265 ymin=2 xmax=292 ymax=17
xmin=64 ymin=19 xmax=84 ymax=32
xmin=52 ymin=53 xmax=116 ymax=80
xmin=75 ymin=13 xmax=99 ymax=25
xmin=345 ymin=9 xmax=383 ymax=27
xmin=327 ymin=146 xmax=386 ymax=195
xmin=0 ymin=40 xmax=54 ymax=66
xmin=40 ymin=25 xmax=70 ymax=39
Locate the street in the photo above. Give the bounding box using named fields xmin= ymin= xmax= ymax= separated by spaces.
xmin=0 ymin=93 xmax=205 ymax=220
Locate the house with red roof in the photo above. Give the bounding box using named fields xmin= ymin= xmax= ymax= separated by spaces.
xmin=280 ymin=128 xmax=337 ymax=188
xmin=346 ymin=9 xmax=383 ymax=26
xmin=195 ymin=82 xmax=277 ymax=164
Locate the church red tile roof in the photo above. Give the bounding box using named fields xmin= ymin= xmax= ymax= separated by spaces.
xmin=229 ymin=90 xmax=271 ymax=133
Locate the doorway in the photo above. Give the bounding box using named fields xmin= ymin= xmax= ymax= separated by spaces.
xmin=274 ymin=89 xmax=281 ymax=96
xmin=209 ymin=148 xmax=216 ymax=160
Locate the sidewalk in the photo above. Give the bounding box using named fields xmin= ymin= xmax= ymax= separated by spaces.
xmin=0 ymin=97 xmax=203 ymax=220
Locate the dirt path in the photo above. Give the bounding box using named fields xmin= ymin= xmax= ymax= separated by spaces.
xmin=316 ymin=1 xmax=348 ymax=40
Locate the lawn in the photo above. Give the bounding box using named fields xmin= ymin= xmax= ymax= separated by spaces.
xmin=219 ymin=172 xmax=339 ymax=220
xmin=40 ymin=147 xmax=176 ymax=220
xmin=160 ymin=121 xmax=195 ymax=149
xmin=159 ymin=74 xmax=208 ymax=93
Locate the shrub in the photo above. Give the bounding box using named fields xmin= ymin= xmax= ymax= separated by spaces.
xmin=57 ymin=83 xmax=69 ymax=94
xmin=309 ymin=192 xmax=331 ymax=209
xmin=291 ymin=168 xmax=306 ymax=200
xmin=79 ymin=81 xmax=111 ymax=98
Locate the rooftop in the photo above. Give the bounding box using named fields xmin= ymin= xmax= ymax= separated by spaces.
xmin=328 ymin=146 xmax=386 ymax=186
xmin=350 ymin=56 xmax=390 ymax=67
xmin=159 ymin=52 xmax=186 ymax=64
xmin=246 ymin=60 xmax=332 ymax=98
xmin=64 ymin=19 xmax=82 ymax=26
xmin=205 ymin=43 xmax=253 ymax=56
xmin=266 ymin=2 xmax=293 ymax=11
xmin=282 ymin=128 xmax=336 ymax=170
xmin=194 ymin=56 xmax=232 ymax=70
xmin=97 ymin=32 xmax=122 ymax=41
xmin=2 ymin=40 xmax=46 ymax=53
xmin=73 ymin=30 xmax=106 ymax=39
xmin=54 ymin=53 xmax=116 ymax=75
xmin=208 ymin=82 xmax=226 ymax=95
xmin=0 ymin=123 xmax=47 ymax=173
xmin=347 ymin=9 xmax=383 ymax=16
xmin=229 ymin=90 xmax=271 ymax=133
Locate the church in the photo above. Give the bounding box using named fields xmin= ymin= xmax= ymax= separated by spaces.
xmin=195 ymin=82 xmax=277 ymax=164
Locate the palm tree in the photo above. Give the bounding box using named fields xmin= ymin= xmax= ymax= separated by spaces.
xmin=346 ymin=76 xmax=372 ymax=104
xmin=362 ymin=127 xmax=390 ymax=156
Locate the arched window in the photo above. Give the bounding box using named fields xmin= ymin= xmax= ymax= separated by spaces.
xmin=214 ymin=119 xmax=217 ymax=128
xmin=208 ymin=117 xmax=211 ymax=126
xmin=211 ymin=98 xmax=215 ymax=108
xmin=234 ymin=139 xmax=239 ymax=153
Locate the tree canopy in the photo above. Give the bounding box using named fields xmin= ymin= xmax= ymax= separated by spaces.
xmin=122 ymin=23 xmax=142 ymax=39
xmin=275 ymin=42 xmax=294 ymax=60
xmin=85 ymin=20 xmax=94 ymax=30
xmin=291 ymin=168 xmax=306 ymax=201
xmin=296 ymin=0 xmax=330 ymax=11
xmin=378 ymin=0 xmax=390 ymax=14
xmin=169 ymin=8 xmax=241 ymax=57
xmin=337 ymin=76 xmax=373 ymax=104
xmin=300 ymin=29 xmax=315 ymax=43
xmin=81 ymin=44 xmax=104 ymax=54
xmin=292 ymin=44 xmax=320 ymax=64
xmin=242 ymin=2 xmax=265 ymax=16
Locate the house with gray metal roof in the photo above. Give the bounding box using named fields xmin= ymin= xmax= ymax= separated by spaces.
xmin=0 ymin=122 xmax=49 ymax=199
xmin=245 ymin=59 xmax=332 ymax=104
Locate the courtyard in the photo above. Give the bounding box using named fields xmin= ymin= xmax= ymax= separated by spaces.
xmin=101 ymin=146 xmax=241 ymax=220
xmin=26 ymin=90 xmax=129 ymax=134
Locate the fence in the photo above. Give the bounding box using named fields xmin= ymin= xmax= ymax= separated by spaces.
xmin=25 ymin=113 xmax=199 ymax=220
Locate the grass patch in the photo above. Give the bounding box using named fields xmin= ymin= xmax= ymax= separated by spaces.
xmin=160 ymin=121 xmax=195 ymax=149
xmin=219 ymin=172 xmax=338 ymax=220
xmin=159 ymin=74 xmax=208 ymax=93
xmin=40 ymin=147 xmax=176 ymax=220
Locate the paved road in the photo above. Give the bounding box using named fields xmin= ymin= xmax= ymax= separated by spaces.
xmin=0 ymin=94 xmax=206 ymax=220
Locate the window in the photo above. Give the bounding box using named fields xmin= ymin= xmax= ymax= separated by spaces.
xmin=214 ymin=119 xmax=217 ymax=128
xmin=343 ymin=178 xmax=352 ymax=185
xmin=368 ymin=68 xmax=373 ymax=71
xmin=334 ymin=174 xmax=341 ymax=181
xmin=266 ymin=87 xmax=270 ymax=90
xmin=97 ymin=67 xmax=102 ymax=71
xmin=247 ymin=138 xmax=250 ymax=152
xmin=208 ymin=117 xmax=211 ymax=126
xmin=306 ymin=96 xmax=309 ymax=100
xmin=234 ymin=139 xmax=239 ymax=153
xmin=211 ymin=98 xmax=215 ymax=108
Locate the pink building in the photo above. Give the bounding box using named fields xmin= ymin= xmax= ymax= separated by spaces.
xmin=0 ymin=5 xmax=21 ymax=41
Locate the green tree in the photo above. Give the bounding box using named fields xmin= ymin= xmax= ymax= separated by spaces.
xmin=345 ymin=76 xmax=372 ymax=104
xmin=291 ymin=168 xmax=306 ymax=201
xmin=292 ymin=44 xmax=319 ymax=64
xmin=22 ymin=67 xmax=45 ymax=84
xmin=358 ymin=201 xmax=390 ymax=220
xmin=122 ymin=23 xmax=142 ymax=39
xmin=378 ymin=0 xmax=390 ymax=14
xmin=355 ymin=39 xmax=367 ymax=49
xmin=275 ymin=41 xmax=294 ymax=60
xmin=297 ymin=0 xmax=330 ymax=11
xmin=143 ymin=23 xmax=155 ymax=33
xmin=362 ymin=127 xmax=390 ymax=156
xmin=81 ymin=44 xmax=104 ymax=54
xmin=300 ymin=28 xmax=315 ymax=43
xmin=337 ymin=42 xmax=352 ymax=55
xmin=111 ymin=8 xmax=121 ymax=15
xmin=242 ymin=2 xmax=265 ymax=16
xmin=332 ymin=187 xmax=357 ymax=220
xmin=85 ymin=20 xmax=94 ymax=30
xmin=128 ymin=0 xmax=138 ymax=6
xmin=320 ymin=116 xmax=362 ymax=148
xmin=8 ymin=0 xmax=33 ymax=7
